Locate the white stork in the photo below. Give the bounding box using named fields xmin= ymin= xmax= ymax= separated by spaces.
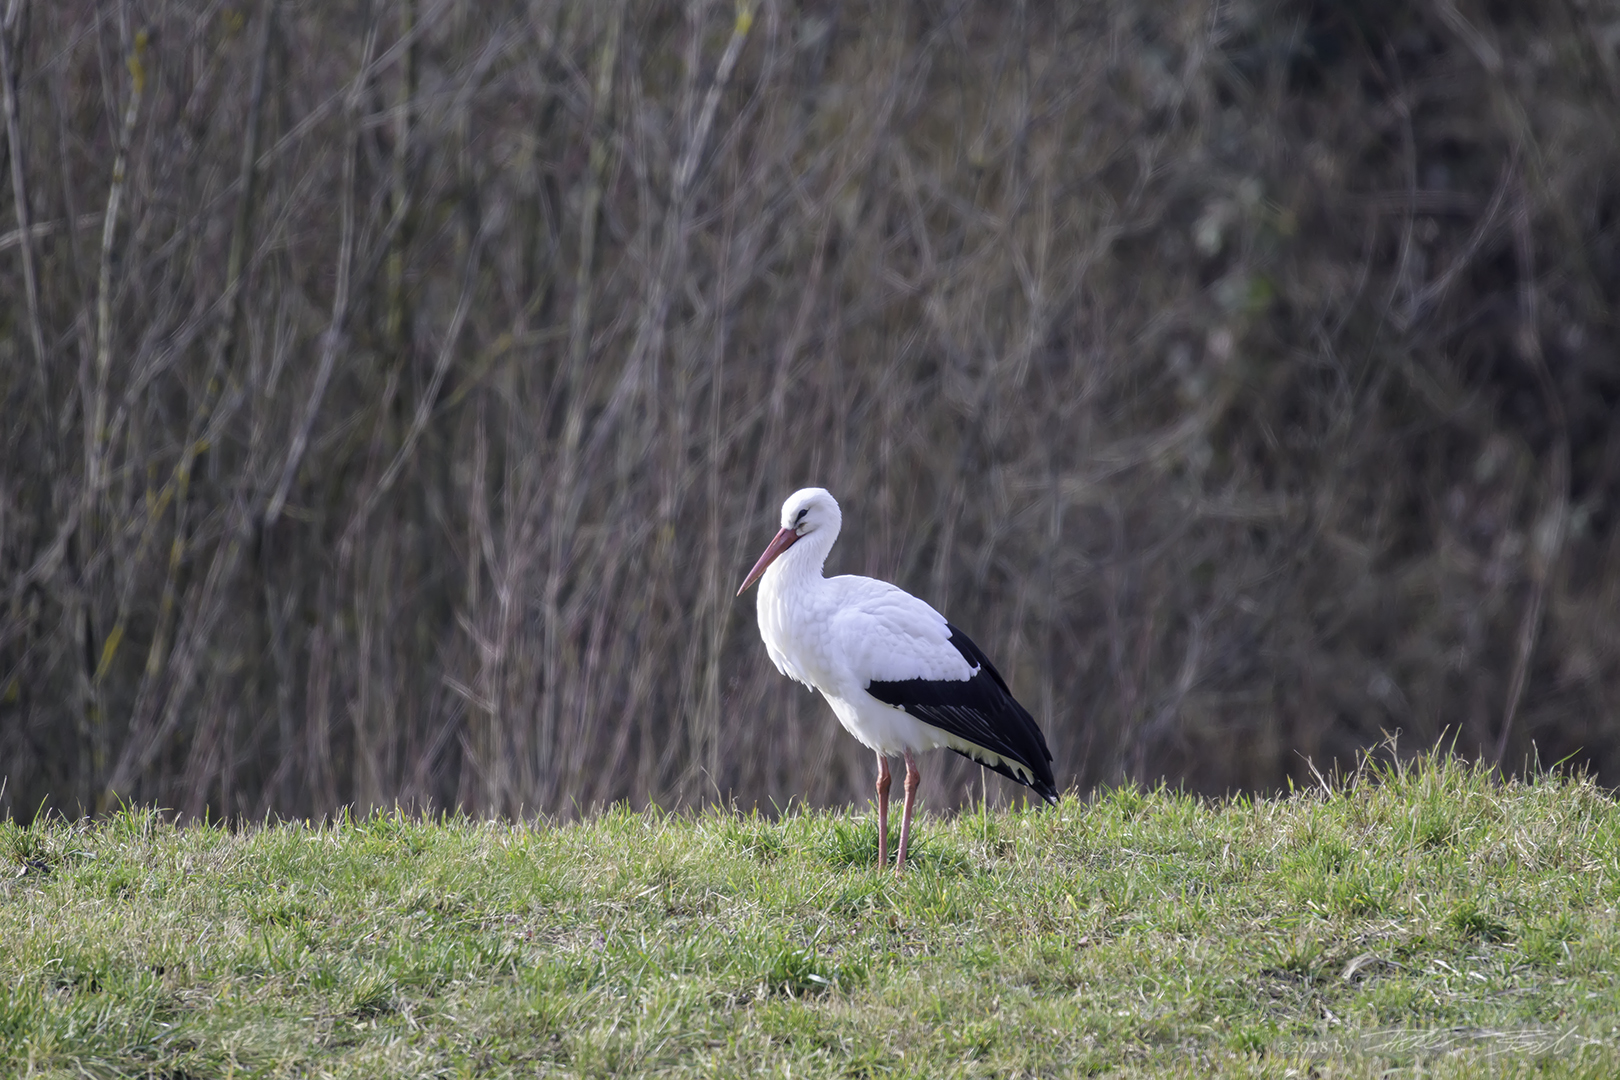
xmin=737 ymin=487 xmax=1057 ymax=873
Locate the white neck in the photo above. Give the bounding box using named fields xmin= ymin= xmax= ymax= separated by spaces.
xmin=762 ymin=520 xmax=839 ymax=598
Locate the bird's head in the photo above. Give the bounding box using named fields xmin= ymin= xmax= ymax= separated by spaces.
xmin=737 ymin=487 xmax=841 ymax=595
xmin=778 ymin=487 xmax=840 ymax=537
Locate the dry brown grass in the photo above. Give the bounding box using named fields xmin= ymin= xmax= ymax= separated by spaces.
xmin=2 ymin=0 xmax=1617 ymax=821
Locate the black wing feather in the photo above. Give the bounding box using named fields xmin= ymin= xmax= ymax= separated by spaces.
xmin=865 ymin=622 xmax=1058 ymax=804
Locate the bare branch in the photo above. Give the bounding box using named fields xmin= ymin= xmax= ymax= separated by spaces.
xmin=264 ymin=18 xmax=377 ymax=528
xmin=0 ymin=0 xmax=50 ymax=435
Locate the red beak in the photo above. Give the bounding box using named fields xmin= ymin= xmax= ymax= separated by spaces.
xmin=737 ymin=527 xmax=798 ymax=596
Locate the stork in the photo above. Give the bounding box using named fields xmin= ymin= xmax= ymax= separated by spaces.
xmin=737 ymin=487 xmax=1057 ymax=873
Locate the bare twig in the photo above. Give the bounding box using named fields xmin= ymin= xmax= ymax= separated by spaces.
xmin=0 ymin=211 xmax=102 ymax=252
xmin=383 ymin=0 xmax=416 ymax=349
xmin=264 ymin=19 xmax=376 ymax=527
xmin=70 ymin=18 xmax=150 ymax=807
xmin=1399 ymin=163 xmax=1513 ymax=329
xmin=540 ymin=0 xmax=622 ymax=807
xmin=253 ymin=0 xmax=457 ymax=173
xmin=0 ymin=4 xmax=49 ymax=403
xmin=577 ymin=0 xmax=755 ymax=473
xmin=103 ymin=495 xmax=257 ymax=804
xmin=96 ymin=0 xmax=276 ymax=760
xmin=1495 ymin=189 xmax=1569 ymax=768
xmin=341 ymin=221 xmax=484 ymax=553
xmin=86 ymin=26 xmax=147 ymax=526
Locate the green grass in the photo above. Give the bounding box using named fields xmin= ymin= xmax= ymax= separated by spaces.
xmin=4 ymin=754 xmax=1619 ymax=1077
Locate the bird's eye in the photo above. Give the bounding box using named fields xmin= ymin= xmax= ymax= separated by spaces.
xmin=794 ymin=508 xmax=808 ymax=524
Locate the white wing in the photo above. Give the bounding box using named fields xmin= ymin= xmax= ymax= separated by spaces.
xmin=823 ymin=575 xmax=978 ymax=686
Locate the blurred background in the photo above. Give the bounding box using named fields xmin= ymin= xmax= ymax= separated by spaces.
xmin=2 ymin=0 xmax=1617 ymax=822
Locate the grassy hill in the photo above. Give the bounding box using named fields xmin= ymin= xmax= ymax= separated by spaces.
xmin=4 ymin=755 xmax=1618 ymax=1077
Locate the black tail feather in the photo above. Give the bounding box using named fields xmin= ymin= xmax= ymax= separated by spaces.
xmin=866 ymin=621 xmax=1058 ymax=804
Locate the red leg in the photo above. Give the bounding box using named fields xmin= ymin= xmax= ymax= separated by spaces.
xmin=896 ymin=750 xmax=920 ymax=875
xmin=875 ymin=752 xmax=891 ymax=869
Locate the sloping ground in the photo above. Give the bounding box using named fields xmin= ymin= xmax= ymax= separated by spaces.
xmin=3 ymin=756 xmax=1618 ymax=1077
